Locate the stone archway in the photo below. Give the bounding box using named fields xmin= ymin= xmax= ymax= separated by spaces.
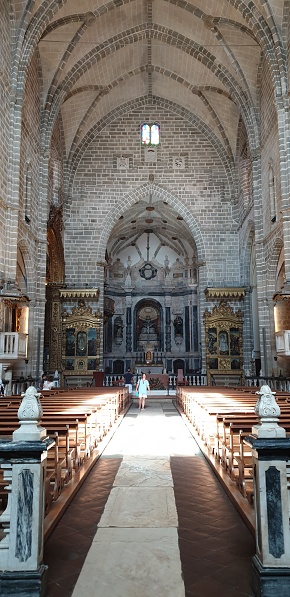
xmin=173 ymin=359 xmax=185 ymax=374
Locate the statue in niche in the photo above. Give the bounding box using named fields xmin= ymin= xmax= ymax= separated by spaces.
xmin=125 ymin=256 xmax=132 ymax=287
xmin=125 ymin=271 xmax=132 ymax=287
xmin=174 ymin=316 xmax=183 ymax=337
xmin=114 ymin=316 xmax=124 ymax=345
xmin=164 ymin=255 xmax=170 ymax=276
xmin=219 ymin=331 xmax=229 ymax=353
xmin=76 ymin=331 xmax=87 ymax=356
xmin=126 ymin=255 xmax=132 ymax=271
xmin=174 ymin=316 xmax=183 ymax=345
xmin=208 ymin=329 xmax=217 ymax=354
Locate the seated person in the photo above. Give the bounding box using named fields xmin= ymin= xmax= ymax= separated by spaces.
xmin=43 ymin=379 xmax=54 ymax=390
xmin=37 ymin=372 xmax=47 ymax=391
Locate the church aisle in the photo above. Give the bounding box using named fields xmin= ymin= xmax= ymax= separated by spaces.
xmin=44 ymin=399 xmax=255 ymax=597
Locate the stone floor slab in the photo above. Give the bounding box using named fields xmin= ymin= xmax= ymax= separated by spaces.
xmin=72 ymin=527 xmax=185 ymax=597
xmin=98 ymin=486 xmax=178 ymax=527
xmin=113 ymin=458 xmax=172 ymax=487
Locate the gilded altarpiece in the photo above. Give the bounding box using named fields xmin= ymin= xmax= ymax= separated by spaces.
xmin=61 ymin=299 xmax=102 ymax=382
xmin=204 ymin=302 xmax=243 ymax=382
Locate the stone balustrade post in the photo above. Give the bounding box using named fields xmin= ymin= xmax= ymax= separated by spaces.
xmin=246 ymin=384 xmax=290 ymax=597
xmin=0 ymin=386 xmax=53 ymax=596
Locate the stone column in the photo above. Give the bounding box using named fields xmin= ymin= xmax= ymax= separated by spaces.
xmin=197 ymin=262 xmax=207 ymax=373
xmin=276 ymin=98 xmax=290 ymax=284
xmin=185 ymin=306 xmax=190 ymax=352
xmin=0 ymin=387 xmax=52 ymax=596
xmin=165 ymin=305 xmax=171 ymax=353
xmin=246 ymin=384 xmax=290 ymax=596
xmin=126 ymin=303 xmax=132 ymax=353
xmin=250 ymin=150 xmax=271 ymax=378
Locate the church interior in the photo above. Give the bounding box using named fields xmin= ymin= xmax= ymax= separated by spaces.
xmin=1 ymin=1 xmax=290 ymax=596
xmin=2 ymin=0 xmax=290 ymax=393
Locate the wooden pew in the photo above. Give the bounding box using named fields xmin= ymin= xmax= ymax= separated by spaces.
xmin=176 ymin=385 xmax=290 ymax=505
xmin=0 ymin=386 xmax=129 ymax=520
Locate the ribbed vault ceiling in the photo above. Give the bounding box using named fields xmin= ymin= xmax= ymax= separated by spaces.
xmin=107 ymin=193 xmax=197 ymax=261
xmin=14 ymin=1 xmax=286 ymax=253
xmin=17 ymin=0 xmax=286 ymax=160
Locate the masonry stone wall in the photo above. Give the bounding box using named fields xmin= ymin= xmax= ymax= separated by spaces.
xmin=14 ymin=50 xmax=44 ymax=378
xmin=0 ymin=2 xmax=11 ymax=277
xmin=260 ymin=58 xmax=282 ymax=243
xmin=235 ymin=117 xmax=255 ymax=369
xmin=256 ymin=57 xmax=284 ymax=374
xmin=236 ymin=118 xmax=252 ymax=225
xmin=19 ymin=52 xmax=42 ymax=260
xmin=49 ymin=122 xmax=66 ymax=212
xmin=66 ymin=105 xmax=240 ymax=290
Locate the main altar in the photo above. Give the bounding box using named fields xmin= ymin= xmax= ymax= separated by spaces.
xmin=137 ymin=366 xmax=163 ymax=374
xmin=146 ymin=373 xmax=169 ymax=390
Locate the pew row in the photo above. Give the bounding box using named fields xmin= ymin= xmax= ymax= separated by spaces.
xmin=0 ymin=386 xmax=130 ymax=537
xmin=176 ymin=386 xmax=290 ymax=521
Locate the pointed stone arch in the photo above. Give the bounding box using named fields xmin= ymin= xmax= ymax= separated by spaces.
xmin=96 ymin=183 xmax=206 ymax=265
xmin=240 ymin=220 xmax=255 ymax=287
xmin=17 ymin=239 xmax=35 ymax=297
xmin=268 ymin=237 xmax=284 ymax=296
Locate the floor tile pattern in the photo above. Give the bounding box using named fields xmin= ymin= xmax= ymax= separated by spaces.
xmin=44 ymin=457 xmax=122 ymax=596
xmin=44 ymin=399 xmax=256 ymax=597
xmin=171 ymin=455 xmax=255 ymax=597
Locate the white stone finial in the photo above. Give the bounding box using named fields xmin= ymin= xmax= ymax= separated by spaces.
xmin=13 ymin=386 xmax=47 ymax=442
xmin=253 ymin=384 xmax=286 ymax=438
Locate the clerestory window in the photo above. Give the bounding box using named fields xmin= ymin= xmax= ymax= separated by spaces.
xmin=141 ymin=123 xmax=160 ymax=146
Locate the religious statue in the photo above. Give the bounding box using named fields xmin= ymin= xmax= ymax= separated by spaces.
xmin=174 ymin=316 xmax=183 ymax=337
xmin=219 ymin=331 xmax=228 ymax=352
xmin=114 ymin=316 xmax=124 ymax=345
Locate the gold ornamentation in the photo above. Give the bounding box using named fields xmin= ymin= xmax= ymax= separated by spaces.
xmin=220 ymin=358 xmax=231 ymax=370
xmin=61 ymin=299 xmax=102 ymax=378
xmin=60 ymin=288 xmax=100 ymax=300
xmin=204 ymin=302 xmax=242 ymax=321
xmin=204 ymin=301 xmax=243 ymax=381
xmin=47 ymin=207 xmax=65 ymax=284
xmin=205 ymin=287 xmax=245 ymax=300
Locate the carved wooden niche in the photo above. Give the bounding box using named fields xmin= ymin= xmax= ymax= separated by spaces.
xmin=62 ymin=300 xmax=102 ymax=374
xmin=203 ymin=302 xmax=243 ymax=382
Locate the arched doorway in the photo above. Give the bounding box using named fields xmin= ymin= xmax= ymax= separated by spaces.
xmin=113 ymin=359 xmax=124 ymax=374
xmin=173 ymin=359 xmax=185 ymax=374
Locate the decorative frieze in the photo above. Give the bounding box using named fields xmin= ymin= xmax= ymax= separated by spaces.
xmin=205 ymin=287 xmax=245 ymax=300
xmin=60 ymin=288 xmax=100 ymax=300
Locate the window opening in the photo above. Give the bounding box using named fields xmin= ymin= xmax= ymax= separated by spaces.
xmin=141 ymin=123 xmax=160 ymax=146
